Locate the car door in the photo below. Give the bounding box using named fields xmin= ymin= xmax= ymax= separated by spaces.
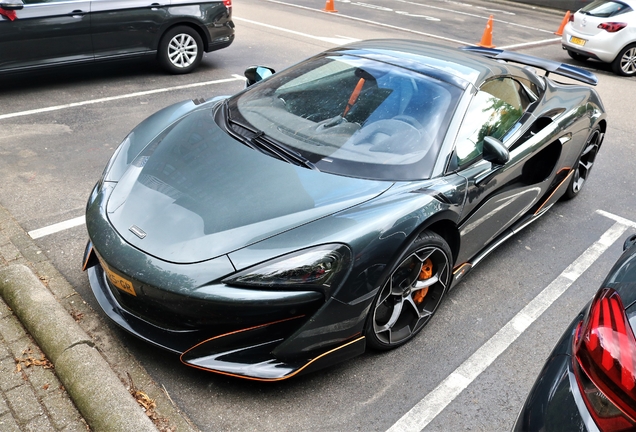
xmin=90 ymin=0 xmax=170 ymax=59
xmin=452 ymin=76 xmax=545 ymax=265
xmin=0 ymin=0 xmax=92 ymax=72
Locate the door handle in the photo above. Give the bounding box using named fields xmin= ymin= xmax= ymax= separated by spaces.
xmin=150 ymin=3 xmax=163 ymax=9
xmin=70 ymin=9 xmax=86 ymax=18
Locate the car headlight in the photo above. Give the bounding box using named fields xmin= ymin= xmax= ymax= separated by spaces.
xmin=224 ymin=244 xmax=351 ymax=297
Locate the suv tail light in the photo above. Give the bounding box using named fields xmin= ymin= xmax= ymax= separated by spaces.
xmin=224 ymin=0 xmax=232 ymax=7
xmin=573 ymin=288 xmax=636 ymax=431
xmin=598 ymin=22 xmax=627 ymax=32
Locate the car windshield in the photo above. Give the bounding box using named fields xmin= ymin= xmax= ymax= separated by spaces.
xmin=581 ymin=0 xmax=633 ymax=17
xmin=226 ymin=53 xmax=462 ymax=181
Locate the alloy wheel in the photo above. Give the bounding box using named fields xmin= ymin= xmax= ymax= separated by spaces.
xmin=168 ymin=34 xmax=198 ymax=69
xmin=372 ymin=246 xmax=450 ymax=345
xmin=571 ymin=129 xmax=601 ymax=194
xmin=620 ymin=47 xmax=636 ymax=75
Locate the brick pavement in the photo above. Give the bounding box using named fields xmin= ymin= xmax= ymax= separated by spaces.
xmin=0 ymin=296 xmax=88 ymax=431
xmin=0 ymin=198 xmax=198 ymax=432
xmin=0 ymin=204 xmax=88 ymax=431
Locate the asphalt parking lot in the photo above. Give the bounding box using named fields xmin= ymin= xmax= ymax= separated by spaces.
xmin=1 ymin=0 xmax=636 ymax=431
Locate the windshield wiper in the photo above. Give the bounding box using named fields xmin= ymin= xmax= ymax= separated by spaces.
xmin=224 ymin=101 xmax=318 ymax=171
xmin=250 ymin=131 xmax=318 ymax=171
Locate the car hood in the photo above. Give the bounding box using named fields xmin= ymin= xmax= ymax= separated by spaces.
xmin=106 ymin=108 xmax=392 ymax=263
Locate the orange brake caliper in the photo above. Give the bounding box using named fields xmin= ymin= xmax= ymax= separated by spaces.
xmin=413 ymin=258 xmax=433 ymax=304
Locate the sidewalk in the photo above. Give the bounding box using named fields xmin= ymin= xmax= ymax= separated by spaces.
xmin=0 ymin=295 xmax=87 ymax=431
xmin=0 ymin=205 xmax=198 ymax=432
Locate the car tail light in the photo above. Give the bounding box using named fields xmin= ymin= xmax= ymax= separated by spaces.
xmin=224 ymin=0 xmax=232 ymax=7
xmin=573 ymin=288 xmax=636 ymax=431
xmin=569 ymin=14 xmax=574 ymax=22
xmin=598 ymin=22 xmax=627 ymax=32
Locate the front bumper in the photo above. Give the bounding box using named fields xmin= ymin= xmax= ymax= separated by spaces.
xmin=84 ymin=240 xmax=365 ymax=380
xmin=83 ymin=177 xmax=370 ymax=379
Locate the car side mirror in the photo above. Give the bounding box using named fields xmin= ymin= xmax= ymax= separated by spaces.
xmin=244 ymin=66 xmax=275 ymax=87
xmin=0 ymin=0 xmax=24 ymax=10
xmin=483 ymin=136 xmax=509 ymax=166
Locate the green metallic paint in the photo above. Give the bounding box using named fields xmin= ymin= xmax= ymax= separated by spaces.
xmin=84 ymin=41 xmax=607 ymax=379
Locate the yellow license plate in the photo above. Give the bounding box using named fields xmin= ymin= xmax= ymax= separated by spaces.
xmin=100 ymin=260 xmax=136 ymax=296
xmin=570 ymin=36 xmax=587 ymax=46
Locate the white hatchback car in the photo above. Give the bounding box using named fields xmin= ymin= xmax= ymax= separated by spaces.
xmin=562 ymin=0 xmax=636 ymax=76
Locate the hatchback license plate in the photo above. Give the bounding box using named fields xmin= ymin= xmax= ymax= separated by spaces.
xmin=570 ymin=36 xmax=586 ymax=46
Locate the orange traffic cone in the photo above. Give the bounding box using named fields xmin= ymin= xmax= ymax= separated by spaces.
xmin=323 ymin=0 xmax=337 ymax=13
xmin=554 ymin=11 xmax=571 ymax=36
xmin=478 ymin=15 xmax=495 ymax=48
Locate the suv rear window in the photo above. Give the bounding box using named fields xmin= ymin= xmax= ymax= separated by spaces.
xmin=580 ymin=0 xmax=633 ymax=17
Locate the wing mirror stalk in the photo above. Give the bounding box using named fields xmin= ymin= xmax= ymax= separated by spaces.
xmin=244 ymin=66 xmax=275 ymax=87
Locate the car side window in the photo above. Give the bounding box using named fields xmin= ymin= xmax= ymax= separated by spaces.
xmin=453 ymin=77 xmax=528 ymax=168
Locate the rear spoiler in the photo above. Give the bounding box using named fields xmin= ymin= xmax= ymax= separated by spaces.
xmin=461 ymin=46 xmax=598 ymax=86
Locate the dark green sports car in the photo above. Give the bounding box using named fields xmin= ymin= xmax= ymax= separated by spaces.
xmin=83 ymin=40 xmax=606 ymax=380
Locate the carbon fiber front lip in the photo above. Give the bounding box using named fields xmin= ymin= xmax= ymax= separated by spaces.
xmin=88 ymin=263 xmax=366 ymax=379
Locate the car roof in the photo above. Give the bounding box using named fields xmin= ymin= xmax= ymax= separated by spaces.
xmin=331 ymin=39 xmax=516 ymax=89
xmin=577 ymin=0 xmax=636 ymax=12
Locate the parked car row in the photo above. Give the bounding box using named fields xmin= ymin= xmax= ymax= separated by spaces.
xmin=0 ymin=0 xmax=234 ymax=74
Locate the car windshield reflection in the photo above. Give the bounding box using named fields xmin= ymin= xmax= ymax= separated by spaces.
xmin=228 ymin=53 xmax=462 ymax=181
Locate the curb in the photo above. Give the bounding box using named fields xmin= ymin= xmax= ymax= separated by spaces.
xmin=0 ymin=264 xmax=157 ymax=432
xmin=0 ymin=204 xmax=199 ymax=432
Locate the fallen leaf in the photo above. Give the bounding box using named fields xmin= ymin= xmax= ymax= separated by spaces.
xmin=15 ymin=348 xmax=54 ymax=370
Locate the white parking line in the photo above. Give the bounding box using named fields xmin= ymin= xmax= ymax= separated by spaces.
xmin=28 ymin=216 xmax=86 ymax=240
xmin=233 ymin=17 xmax=361 ymax=45
xmin=262 ymin=0 xmax=471 ymax=45
xmin=387 ymin=214 xmax=631 ymax=432
xmin=394 ymin=0 xmax=555 ymax=34
xmin=0 ymin=76 xmax=244 ymax=121
xmin=597 ymin=209 xmax=636 ymax=229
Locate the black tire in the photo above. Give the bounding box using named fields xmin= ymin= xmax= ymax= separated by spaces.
xmin=158 ymin=26 xmax=204 ymax=74
xmin=562 ymin=126 xmax=602 ymax=200
xmin=366 ymin=231 xmax=453 ymax=350
xmin=612 ymin=43 xmax=636 ymax=76
xmin=567 ymin=50 xmax=588 ymax=62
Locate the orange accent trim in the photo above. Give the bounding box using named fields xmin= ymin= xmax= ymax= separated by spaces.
xmin=182 ymin=315 xmax=305 ymax=355
xmin=534 ymin=169 xmax=574 ymax=216
xmin=181 ymin=332 xmax=365 ymax=382
xmin=556 ymin=166 xmax=571 ymax=175
xmin=453 ymin=263 xmax=471 ymax=274
xmin=343 ymin=78 xmax=365 ymax=116
xmin=82 ymin=245 xmax=94 ymax=272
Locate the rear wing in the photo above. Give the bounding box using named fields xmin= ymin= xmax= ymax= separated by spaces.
xmin=461 ymin=46 xmax=598 ymax=86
